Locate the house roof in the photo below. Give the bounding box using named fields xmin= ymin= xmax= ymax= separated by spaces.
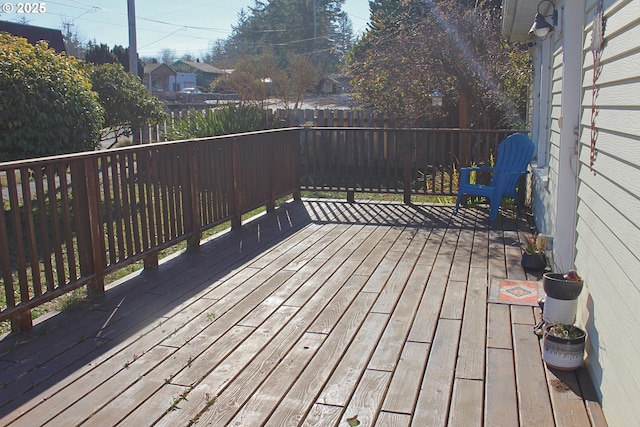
xmin=0 ymin=20 xmax=66 ymax=53
xmin=176 ymin=60 xmax=227 ymax=75
xmin=144 ymin=63 xmax=177 ymax=76
xmin=501 ymin=0 xmax=549 ymax=41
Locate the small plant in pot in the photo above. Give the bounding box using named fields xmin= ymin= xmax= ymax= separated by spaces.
xmin=542 ymin=323 xmax=586 ymax=370
xmin=521 ymin=233 xmax=547 ymax=272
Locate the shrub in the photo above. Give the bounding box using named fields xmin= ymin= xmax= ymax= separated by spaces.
xmin=164 ymin=104 xmax=277 ymax=140
xmin=0 ymin=34 xmax=104 ymax=161
xmin=88 ymin=63 xmax=166 ymax=145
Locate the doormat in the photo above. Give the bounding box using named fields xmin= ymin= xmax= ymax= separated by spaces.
xmin=488 ymin=278 xmax=543 ymax=306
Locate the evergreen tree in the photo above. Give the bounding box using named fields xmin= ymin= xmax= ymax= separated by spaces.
xmin=85 ymin=43 xmax=144 ymax=78
xmin=347 ymin=0 xmax=531 ymax=127
xmin=220 ymin=0 xmax=352 ymax=74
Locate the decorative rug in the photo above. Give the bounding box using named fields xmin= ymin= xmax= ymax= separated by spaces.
xmin=488 ymin=278 xmax=543 ymax=306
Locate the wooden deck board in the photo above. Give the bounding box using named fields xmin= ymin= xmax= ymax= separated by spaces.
xmin=513 ymin=323 xmax=555 ymax=426
xmin=449 ymin=378 xmax=483 ymax=427
xmin=485 ymin=347 xmax=519 ymax=426
xmin=381 ymin=341 xmax=430 ymax=415
xmin=412 ymin=318 xmax=462 ymax=427
xmin=316 ymin=312 xmax=390 ymax=407
xmin=227 ymin=332 xmax=326 ymax=425
xmin=456 ymin=276 xmax=487 ymax=380
xmin=342 ymin=369 xmax=392 ymax=426
xmin=0 ymin=200 xmax=606 ymax=427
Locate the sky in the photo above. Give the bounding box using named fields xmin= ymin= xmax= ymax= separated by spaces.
xmin=1 ymin=0 xmax=371 ymax=58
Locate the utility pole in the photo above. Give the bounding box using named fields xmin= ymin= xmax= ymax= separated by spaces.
xmin=127 ymin=0 xmax=138 ymax=77
xmin=313 ymin=0 xmax=317 ymax=67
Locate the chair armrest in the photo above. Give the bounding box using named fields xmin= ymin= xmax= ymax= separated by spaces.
xmin=459 ymin=166 xmax=494 ymax=185
xmin=460 ymin=166 xmax=494 ymax=172
xmin=492 ymin=170 xmax=530 ymax=193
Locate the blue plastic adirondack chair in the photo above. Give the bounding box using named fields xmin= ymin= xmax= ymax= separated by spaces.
xmin=454 ymin=133 xmax=535 ymax=220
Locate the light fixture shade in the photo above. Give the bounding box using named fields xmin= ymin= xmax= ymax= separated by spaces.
xmin=529 ymin=12 xmax=554 ymax=38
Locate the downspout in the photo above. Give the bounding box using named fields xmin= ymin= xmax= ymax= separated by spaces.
xmin=553 ymin=0 xmax=584 ymax=272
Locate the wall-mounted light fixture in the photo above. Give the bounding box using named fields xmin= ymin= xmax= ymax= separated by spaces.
xmin=529 ymin=0 xmax=558 ymax=38
xmin=431 ymin=90 xmax=444 ymax=107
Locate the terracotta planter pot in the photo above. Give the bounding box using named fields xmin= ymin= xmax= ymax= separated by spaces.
xmin=542 ymin=273 xmax=583 ymax=300
xmin=542 ymin=325 xmax=586 ymax=370
xmin=521 ymin=252 xmax=546 ymax=271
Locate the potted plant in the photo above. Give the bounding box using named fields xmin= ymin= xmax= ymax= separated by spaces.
xmin=542 ymin=323 xmax=586 ymax=370
xmin=521 ymin=233 xmax=547 ymax=271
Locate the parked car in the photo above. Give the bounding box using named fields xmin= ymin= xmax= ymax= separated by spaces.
xmin=177 ymin=87 xmax=202 ymax=94
xmin=177 ymin=87 xmax=203 ymax=102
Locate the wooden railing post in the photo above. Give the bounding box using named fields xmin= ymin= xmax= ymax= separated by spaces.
xmin=266 ymin=133 xmax=276 ymax=213
xmin=293 ymin=128 xmax=302 ymax=201
xmin=0 ymin=183 xmax=16 ymax=314
xmin=75 ymin=158 xmax=106 ymax=296
xmin=185 ymin=143 xmax=202 ymax=251
xmin=5 ymin=169 xmax=32 ymax=331
xmin=231 ymin=138 xmax=242 ymax=230
xmin=403 ymin=131 xmax=413 ymax=204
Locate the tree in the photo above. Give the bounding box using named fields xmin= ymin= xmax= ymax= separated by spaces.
xmin=88 ymin=63 xmax=166 ymax=146
xmin=160 ymin=48 xmax=177 ymax=65
xmin=347 ymin=0 xmax=531 ymax=128
xmin=223 ymin=0 xmax=351 ymax=74
xmin=283 ymin=52 xmax=318 ymax=109
xmin=214 ymin=51 xmax=318 ymax=109
xmin=215 ymin=54 xmax=272 ymax=106
xmin=0 ymin=34 xmax=104 ymax=161
xmin=85 ymin=43 xmax=144 ymax=78
xmin=334 ymin=11 xmax=354 ymax=62
xmin=85 ymin=42 xmax=118 ymax=65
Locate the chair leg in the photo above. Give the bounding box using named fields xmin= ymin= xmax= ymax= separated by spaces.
xmin=455 ymin=193 xmax=463 ymax=214
xmin=514 ymin=196 xmax=522 ymax=212
xmin=489 ymin=197 xmax=500 ymax=220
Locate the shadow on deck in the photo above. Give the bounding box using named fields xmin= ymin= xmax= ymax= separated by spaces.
xmin=0 ymin=199 xmax=606 ymax=426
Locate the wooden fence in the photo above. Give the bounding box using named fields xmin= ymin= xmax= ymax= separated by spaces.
xmin=146 ymin=107 xmax=438 ymax=143
xmin=0 ymin=127 xmax=526 ymax=332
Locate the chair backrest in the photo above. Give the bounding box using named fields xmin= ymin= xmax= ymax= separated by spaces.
xmin=491 ymin=133 xmax=535 ymax=193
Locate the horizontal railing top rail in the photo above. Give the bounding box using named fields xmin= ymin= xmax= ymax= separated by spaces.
xmin=0 ymin=126 xmax=527 ymax=333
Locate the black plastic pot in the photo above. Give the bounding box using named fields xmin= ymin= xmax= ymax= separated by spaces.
xmin=521 ymin=252 xmax=546 ymax=271
xmin=542 ymin=273 xmax=584 ymax=300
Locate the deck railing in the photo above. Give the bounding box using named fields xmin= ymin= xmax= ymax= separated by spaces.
xmin=299 ymin=128 xmax=522 ymax=202
xmin=0 ymin=127 xmax=525 ymax=332
xmin=0 ymin=129 xmax=300 ymax=331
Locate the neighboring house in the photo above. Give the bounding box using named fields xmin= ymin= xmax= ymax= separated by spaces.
xmin=318 ymin=75 xmax=352 ymax=94
xmin=143 ymin=63 xmax=176 ymax=92
xmin=172 ymin=60 xmax=228 ymax=89
xmin=170 ymin=72 xmax=197 ymax=91
xmin=502 ymin=1 xmax=639 ymax=425
xmin=0 ymin=20 xmax=65 ymax=53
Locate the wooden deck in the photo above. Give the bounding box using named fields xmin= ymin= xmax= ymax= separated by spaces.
xmin=0 ymin=199 xmax=606 ymax=426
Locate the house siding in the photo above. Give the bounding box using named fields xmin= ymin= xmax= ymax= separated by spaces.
xmin=574 ymin=0 xmax=640 ymax=425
